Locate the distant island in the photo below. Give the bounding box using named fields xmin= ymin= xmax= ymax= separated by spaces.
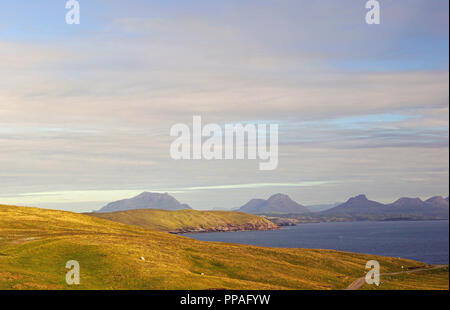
xmin=93 ymin=192 xmax=449 ymax=227
xmin=237 ymin=193 xmax=449 ymax=223
xmin=97 ymin=192 xmax=192 ymax=213
xmin=238 ymin=193 xmax=310 ymax=214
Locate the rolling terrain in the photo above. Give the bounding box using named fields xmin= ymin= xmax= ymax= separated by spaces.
xmin=88 ymin=209 xmax=278 ymax=233
xmin=1 ymin=204 xmax=444 ymax=290
xmin=322 ymin=194 xmax=449 ymax=218
xmin=359 ymin=266 xmax=449 ymax=290
xmin=240 ymin=194 xmax=449 ymax=223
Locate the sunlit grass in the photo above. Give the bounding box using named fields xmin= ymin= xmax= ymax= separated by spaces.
xmin=0 ymin=204 xmax=442 ymax=290
xmin=361 ymin=267 xmax=449 ymax=290
xmin=88 ymin=209 xmax=277 ymax=232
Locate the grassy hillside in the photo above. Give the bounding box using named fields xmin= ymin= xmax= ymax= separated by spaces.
xmin=0 ymin=204 xmax=441 ymax=290
xmin=88 ymin=209 xmax=278 ymax=233
xmin=361 ymin=267 xmax=449 ymax=290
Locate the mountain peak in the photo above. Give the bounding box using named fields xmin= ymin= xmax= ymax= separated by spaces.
xmin=98 ymin=192 xmax=192 ymax=213
xmin=137 ymin=192 xmax=168 ymax=198
xmin=392 ymin=197 xmax=424 ymax=207
xmin=322 ymin=194 xmax=384 ymax=215
xmin=267 ymin=193 xmax=292 ymax=201
xmin=239 ymin=194 xmax=309 ymax=214
xmin=425 ymin=196 xmax=445 ymax=203
xmin=347 ymin=194 xmax=368 ymax=202
xmin=425 ymin=196 xmax=449 ymax=208
xmin=323 ymin=194 xmax=449 ymax=218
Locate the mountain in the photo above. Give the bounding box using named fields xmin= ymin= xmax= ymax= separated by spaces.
xmin=425 ymin=196 xmax=449 ymax=209
xmin=385 ymin=196 xmax=448 ymax=217
xmin=239 ymin=193 xmax=310 ymax=214
xmin=89 ymin=209 xmax=278 ymax=233
xmin=239 ymin=199 xmax=266 ymax=212
xmin=322 ymin=194 xmax=449 ymax=218
xmin=97 ymin=192 xmax=192 ymax=213
xmin=390 ymin=197 xmax=425 ymax=208
xmin=321 ymin=195 xmax=383 ymax=215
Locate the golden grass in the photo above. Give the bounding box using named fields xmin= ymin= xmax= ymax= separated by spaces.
xmin=0 ymin=204 xmax=439 ymax=290
xmin=361 ymin=267 xmax=449 ymax=290
xmin=88 ymin=208 xmax=277 ymax=232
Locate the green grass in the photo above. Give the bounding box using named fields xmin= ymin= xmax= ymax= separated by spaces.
xmin=0 ymin=204 xmax=443 ymax=290
xmin=361 ymin=267 xmax=449 ymax=290
xmin=88 ymin=209 xmax=278 ymax=233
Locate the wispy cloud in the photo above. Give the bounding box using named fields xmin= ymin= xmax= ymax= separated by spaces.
xmin=175 ymin=181 xmax=337 ymax=191
xmin=0 ymin=0 xmax=448 ymax=210
xmin=0 ymin=181 xmax=335 ymax=207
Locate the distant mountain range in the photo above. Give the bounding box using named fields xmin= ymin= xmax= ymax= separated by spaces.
xmin=90 ymin=208 xmax=278 ymax=233
xmin=97 ymin=192 xmax=192 ymax=213
xmin=237 ymin=193 xmax=448 ymax=219
xmin=238 ymin=193 xmax=310 ymax=214
xmin=97 ymin=191 xmax=449 ymax=221
xmin=322 ymin=194 xmax=449 ymax=218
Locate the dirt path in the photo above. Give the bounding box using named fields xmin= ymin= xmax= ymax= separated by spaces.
xmin=345 ymin=264 xmax=448 ymax=290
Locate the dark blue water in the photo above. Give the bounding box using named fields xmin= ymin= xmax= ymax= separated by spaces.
xmin=182 ymin=220 xmax=449 ymax=264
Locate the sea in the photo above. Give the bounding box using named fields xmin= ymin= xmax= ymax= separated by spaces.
xmin=181 ymin=220 xmax=449 ymax=264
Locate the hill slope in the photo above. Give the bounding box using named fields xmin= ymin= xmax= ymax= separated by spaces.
xmin=0 ymin=204 xmax=434 ymax=290
xmin=88 ymin=209 xmax=278 ymax=233
xmin=97 ymin=192 xmax=192 ymax=213
xmin=239 ymin=194 xmax=310 ymax=214
xmin=361 ymin=266 xmax=449 ymax=290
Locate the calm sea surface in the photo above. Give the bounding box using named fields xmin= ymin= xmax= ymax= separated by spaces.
xmin=182 ymin=220 xmax=449 ymax=264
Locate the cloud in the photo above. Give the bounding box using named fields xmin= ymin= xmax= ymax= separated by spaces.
xmin=0 ymin=0 xmax=448 ymax=210
xmin=280 ymin=109 xmax=449 ymax=149
xmin=174 ymin=181 xmax=337 ymax=191
xmin=0 ymin=181 xmax=334 ymax=207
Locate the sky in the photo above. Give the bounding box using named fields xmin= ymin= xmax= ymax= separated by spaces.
xmin=0 ymin=0 xmax=448 ymax=212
